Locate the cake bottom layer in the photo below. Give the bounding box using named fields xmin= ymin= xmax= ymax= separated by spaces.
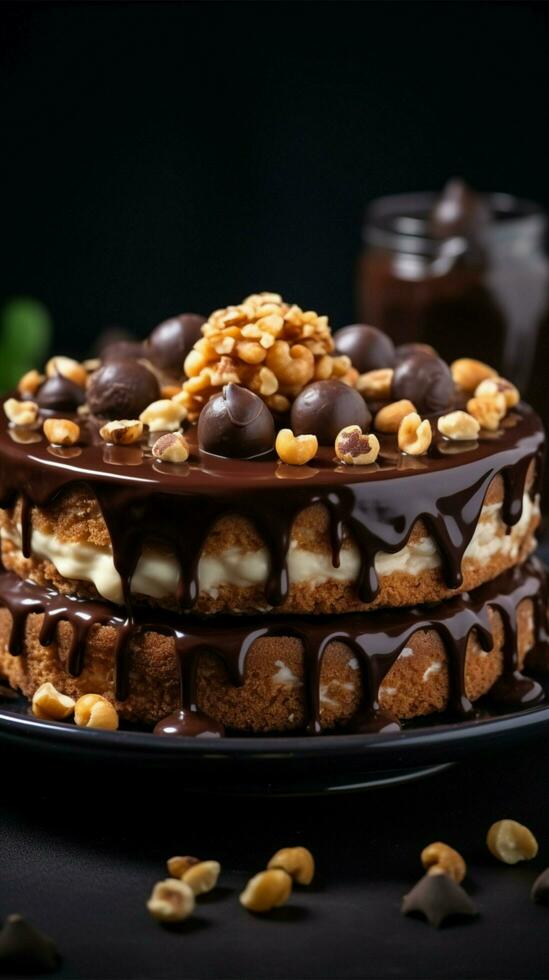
xmin=0 ymin=560 xmax=547 ymax=734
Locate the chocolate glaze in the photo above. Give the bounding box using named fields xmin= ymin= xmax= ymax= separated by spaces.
xmin=0 ymin=559 xmax=546 ymax=736
xmin=0 ymin=401 xmax=543 ymax=617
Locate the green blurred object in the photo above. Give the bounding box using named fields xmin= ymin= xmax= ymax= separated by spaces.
xmin=0 ymin=298 xmax=52 ymax=391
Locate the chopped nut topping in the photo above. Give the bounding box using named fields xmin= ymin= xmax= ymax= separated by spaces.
xmin=421 ymin=842 xmax=466 ymax=883
xmin=152 ymin=432 xmax=190 ymax=463
xmin=374 ymin=399 xmax=416 ymax=433
xmin=467 ymin=392 xmax=506 ymax=431
xmin=179 ymin=293 xmax=344 ymax=420
xmin=32 ymin=682 xmax=75 ymax=721
xmin=356 ymin=368 xmax=393 ymax=401
xmin=437 ymin=410 xmax=480 ymax=441
xmin=74 ymin=693 xmax=119 ymax=731
xmin=486 ymin=820 xmax=538 ymax=864
xmin=43 ymin=418 xmax=80 ymax=446
xmin=335 ymin=426 xmax=380 ymax=465
xmin=139 ymin=399 xmax=187 ymax=432
xmin=147 ymin=879 xmax=195 ymax=923
xmin=99 ymin=419 xmax=144 ymax=445
xmin=267 ymin=847 xmax=315 ymax=885
xmin=17 ymin=369 xmax=44 ymax=397
xmin=450 ymin=357 xmax=497 ymax=393
xmin=45 ymin=355 xmax=87 ymax=388
xmin=275 ymin=429 xmax=318 ymax=466
xmin=240 ymin=869 xmax=292 ymax=913
xmin=182 ymin=861 xmax=221 ymax=896
xmin=398 ymin=412 xmax=432 ymax=456
xmin=475 ymin=376 xmax=520 ymax=409
xmin=4 ymin=398 xmax=39 ymax=427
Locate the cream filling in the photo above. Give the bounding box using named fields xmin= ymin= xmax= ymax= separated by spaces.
xmin=2 ymin=492 xmax=537 ymax=606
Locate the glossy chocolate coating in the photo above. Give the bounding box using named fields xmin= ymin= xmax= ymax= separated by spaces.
xmin=291 ymin=380 xmax=371 ymax=445
xmin=147 ymin=313 xmax=206 ymax=375
xmin=197 ymin=383 xmax=275 ymax=458
xmin=36 ymin=375 xmax=86 ymax=412
xmin=334 ymin=324 xmax=395 ymax=373
xmin=395 ymin=342 xmax=437 ymax=364
xmin=101 ymin=339 xmax=145 ymax=362
xmin=87 ymin=360 xmax=160 ymax=419
xmin=392 ymin=352 xmax=454 ymax=415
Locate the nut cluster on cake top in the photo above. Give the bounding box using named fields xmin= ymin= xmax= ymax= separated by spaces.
xmin=3 ymin=291 xmax=520 ymax=468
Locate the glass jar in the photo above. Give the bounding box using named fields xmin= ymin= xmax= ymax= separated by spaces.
xmin=357 ymin=191 xmax=549 ymax=392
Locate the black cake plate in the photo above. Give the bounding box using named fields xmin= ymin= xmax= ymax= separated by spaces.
xmin=2 ymin=674 xmax=549 ymax=794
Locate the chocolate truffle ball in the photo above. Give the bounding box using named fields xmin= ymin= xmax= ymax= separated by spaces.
xmin=147 ymin=314 xmax=206 ymax=375
xmin=87 ymin=360 xmax=160 ymax=420
xmin=36 ymin=375 xmax=86 ymax=412
xmin=291 ymin=379 xmax=371 ymax=445
xmin=334 ymin=324 xmax=395 ymax=373
xmin=198 ymin=384 xmax=275 ymax=459
xmin=392 ymin=352 xmax=454 ymax=415
xmin=395 ymin=342 xmax=437 ymax=364
xmin=101 ymin=339 xmax=145 ymax=362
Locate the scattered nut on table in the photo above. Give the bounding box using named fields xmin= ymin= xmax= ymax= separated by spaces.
xmin=374 ymin=399 xmax=416 ymax=433
xmin=183 ymin=860 xmax=221 ymax=896
xmin=74 ymin=693 xmax=119 ymax=731
xmin=99 ymin=419 xmax=144 ymax=445
xmin=139 ymin=399 xmax=187 ymax=432
xmin=267 ymin=846 xmax=315 ymax=885
xmin=239 ymin=869 xmax=292 ymax=913
xmin=275 ymin=429 xmax=318 ymax=466
xmin=43 ymin=418 xmax=80 ymax=447
xmin=486 ymin=819 xmax=539 ymax=864
xmin=32 ymin=682 xmax=75 ymax=721
xmin=167 ymin=855 xmax=201 ymax=878
xmin=147 ymin=879 xmax=195 ymax=923
xmin=4 ymin=398 xmax=38 ymax=427
xmin=397 ymin=412 xmax=432 ymax=456
xmin=420 ymin=842 xmax=466 ymax=883
xmin=17 ymin=369 xmax=44 ymax=397
xmin=450 ymin=357 xmax=497 ymax=393
xmin=437 ymin=411 xmax=480 ymax=441
xmin=335 ymin=426 xmax=380 ymax=465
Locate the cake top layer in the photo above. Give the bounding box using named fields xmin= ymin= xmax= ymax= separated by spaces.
xmin=0 ymin=292 xmax=544 ymax=612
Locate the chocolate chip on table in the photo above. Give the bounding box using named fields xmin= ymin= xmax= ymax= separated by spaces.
xmin=401 ymin=872 xmax=478 ymax=928
xmin=0 ymin=914 xmax=60 ymax=973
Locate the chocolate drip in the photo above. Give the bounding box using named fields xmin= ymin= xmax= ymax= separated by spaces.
xmin=0 ymin=560 xmax=545 ymax=736
xmin=0 ymin=405 xmax=542 ymax=616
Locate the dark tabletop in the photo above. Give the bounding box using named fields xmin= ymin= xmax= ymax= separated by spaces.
xmin=2 ymin=733 xmax=549 ymax=980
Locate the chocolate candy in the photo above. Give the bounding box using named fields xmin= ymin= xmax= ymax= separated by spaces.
xmin=197 ymin=383 xmax=275 ymax=459
xmin=36 ymin=375 xmax=86 ymax=412
xmin=291 ymin=380 xmax=371 ymax=445
xmin=402 ymin=873 xmax=478 ymax=928
xmin=0 ymin=914 xmax=60 ymax=973
xmin=87 ymin=360 xmax=160 ymax=420
xmin=101 ymin=339 xmax=145 ymax=362
xmin=531 ymin=867 xmax=549 ymax=904
xmin=395 ymin=342 xmax=437 ymax=364
xmin=392 ymin=352 xmax=454 ymax=415
xmin=334 ymin=324 xmax=395 ymax=373
xmin=147 ymin=314 xmax=206 ymax=375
